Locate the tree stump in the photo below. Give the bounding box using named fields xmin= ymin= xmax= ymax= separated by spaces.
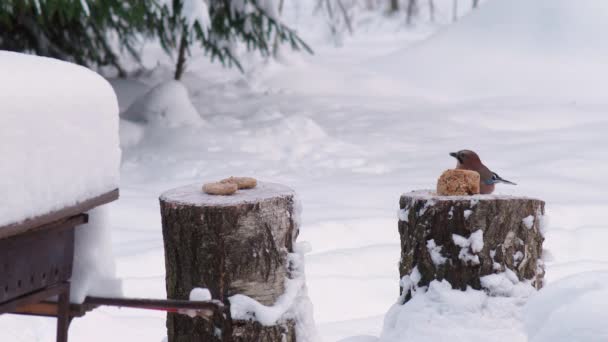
xmin=160 ymin=182 xmax=299 ymax=342
xmin=398 ymin=190 xmax=545 ymax=300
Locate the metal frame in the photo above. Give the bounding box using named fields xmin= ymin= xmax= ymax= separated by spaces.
xmin=0 ymin=189 xmax=119 ymax=342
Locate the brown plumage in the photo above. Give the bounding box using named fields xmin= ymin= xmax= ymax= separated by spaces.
xmin=449 ymin=150 xmax=516 ymax=194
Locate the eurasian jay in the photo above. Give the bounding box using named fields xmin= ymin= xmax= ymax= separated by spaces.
xmin=450 ymin=150 xmax=516 ymax=194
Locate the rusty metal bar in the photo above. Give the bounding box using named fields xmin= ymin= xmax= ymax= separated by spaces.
xmin=84 ymin=296 xmax=225 ymax=318
xmin=0 ymin=283 xmax=68 ymax=313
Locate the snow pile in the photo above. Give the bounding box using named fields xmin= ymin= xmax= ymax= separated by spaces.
xmin=481 ymin=269 xmax=535 ymax=298
xmin=122 ymin=80 xmax=203 ymax=127
xmin=381 ymin=278 xmax=533 ymax=342
xmin=522 ymin=215 xmax=535 ymax=229
xmin=426 ymin=239 xmax=447 ymax=266
xmin=0 ymin=51 xmax=120 ymax=228
xmin=452 ymin=230 xmax=484 ymax=265
xmin=71 ymin=206 xmax=122 ymax=303
xmin=189 ymin=287 xmax=212 ymax=301
xmin=372 ymin=0 xmax=608 ymax=99
xmin=524 ymin=272 xmax=608 ymax=342
xmin=229 ymin=242 xmax=320 ymax=342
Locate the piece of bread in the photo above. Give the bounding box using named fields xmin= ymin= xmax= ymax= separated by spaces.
xmin=202 ymin=182 xmax=238 ymax=195
xmin=436 ymin=169 xmax=480 ymax=196
xmin=220 ymin=176 xmax=257 ymax=189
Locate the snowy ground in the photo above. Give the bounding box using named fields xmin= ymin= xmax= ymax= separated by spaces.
xmin=3 ymin=0 xmax=608 ymax=341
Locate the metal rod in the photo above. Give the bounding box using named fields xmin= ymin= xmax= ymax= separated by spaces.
xmin=84 ymin=296 xmax=224 ymax=314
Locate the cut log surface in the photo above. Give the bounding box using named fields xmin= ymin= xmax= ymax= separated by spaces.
xmin=398 ymin=190 xmax=545 ymax=298
xmin=160 ymin=182 xmax=299 ymax=341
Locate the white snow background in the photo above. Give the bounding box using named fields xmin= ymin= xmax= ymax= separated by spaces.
xmin=2 ymin=0 xmax=608 ymax=341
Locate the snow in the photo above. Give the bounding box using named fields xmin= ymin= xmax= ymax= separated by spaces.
xmin=4 ymin=0 xmax=608 ymax=341
xmin=182 ymin=0 xmax=211 ymax=33
xmin=470 ymin=230 xmax=484 ymax=253
xmin=189 ymin=288 xmax=212 ymax=301
xmin=523 ymin=215 xmax=535 ymax=229
xmin=524 ymin=272 xmax=608 ymax=342
xmin=160 ymin=181 xmax=295 ymax=206
xmin=399 ymin=267 xmax=421 ymax=295
xmin=452 ymin=230 xmax=484 ymax=265
xmin=229 ymin=245 xmax=319 ymax=341
xmin=0 ymin=51 xmax=120 ymax=228
xmin=426 ymin=239 xmax=447 ymax=266
xmin=70 ymin=206 xmax=122 ymax=303
xmin=0 ymin=52 xmax=121 ymax=304
xmin=372 ymin=0 xmax=608 ymax=100
xmin=381 ymin=279 xmax=530 ymax=342
xmin=122 ymin=80 xmax=203 ymax=127
xmin=397 ymin=209 xmax=408 ymax=222
xmin=480 ymin=269 xmax=534 ymax=298
xmin=403 ymin=190 xmax=538 ymax=202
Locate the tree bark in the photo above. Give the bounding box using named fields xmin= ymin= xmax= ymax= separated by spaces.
xmin=390 ymin=0 xmax=400 ymax=12
xmin=406 ymin=0 xmax=417 ymax=25
xmin=398 ymin=191 xmax=545 ymax=300
xmin=160 ymin=182 xmax=299 ymax=341
xmin=174 ymin=27 xmax=188 ymax=81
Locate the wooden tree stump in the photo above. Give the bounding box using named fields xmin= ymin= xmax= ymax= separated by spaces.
xmin=160 ymin=182 xmax=299 ymax=342
xmin=398 ymin=190 xmax=545 ymax=299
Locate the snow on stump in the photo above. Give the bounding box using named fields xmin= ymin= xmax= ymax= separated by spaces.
xmin=160 ymin=182 xmax=299 ymax=342
xmin=398 ymin=190 xmax=545 ymax=300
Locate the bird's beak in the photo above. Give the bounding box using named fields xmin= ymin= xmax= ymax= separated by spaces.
xmin=449 ymin=152 xmax=462 ymax=164
xmin=497 ymin=178 xmax=517 ymax=185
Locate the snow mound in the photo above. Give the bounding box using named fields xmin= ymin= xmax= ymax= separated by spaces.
xmin=122 ymin=80 xmax=203 ymax=127
xmin=119 ymin=119 xmax=145 ymax=148
xmin=524 ymin=271 xmax=608 ymax=342
xmin=189 ymin=287 xmax=212 ymax=301
xmin=381 ymin=279 xmax=533 ymax=342
xmin=0 ymin=51 xmax=120 ymax=227
xmin=372 ymin=0 xmax=608 ymax=99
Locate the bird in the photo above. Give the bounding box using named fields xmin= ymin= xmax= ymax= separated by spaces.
xmin=449 ymin=150 xmax=516 ymax=194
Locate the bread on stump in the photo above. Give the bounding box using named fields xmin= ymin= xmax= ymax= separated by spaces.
xmin=202 ymin=182 xmax=238 ymax=195
xmin=437 ymin=169 xmax=480 ymax=196
xmin=220 ymin=176 xmax=257 ymax=189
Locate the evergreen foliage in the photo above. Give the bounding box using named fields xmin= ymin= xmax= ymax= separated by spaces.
xmin=0 ymin=0 xmax=155 ymax=76
xmin=0 ymin=0 xmax=311 ymax=78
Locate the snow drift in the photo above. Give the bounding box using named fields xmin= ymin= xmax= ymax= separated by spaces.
xmin=122 ymin=80 xmax=203 ymax=127
xmin=524 ymin=272 xmax=608 ymax=342
xmin=372 ymin=0 xmax=608 ymax=99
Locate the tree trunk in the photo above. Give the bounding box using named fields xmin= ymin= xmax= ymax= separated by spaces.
xmin=174 ymin=27 xmax=188 ymax=81
xmin=452 ymin=0 xmax=458 ymax=22
xmin=398 ymin=191 xmax=545 ymax=300
xmin=406 ymin=0 xmax=417 ymax=25
xmin=160 ymin=182 xmax=299 ymax=341
xmin=472 ymin=0 xmax=479 ymax=9
xmin=390 ymin=0 xmax=400 ymax=12
xmin=429 ymin=0 xmax=435 ymax=23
